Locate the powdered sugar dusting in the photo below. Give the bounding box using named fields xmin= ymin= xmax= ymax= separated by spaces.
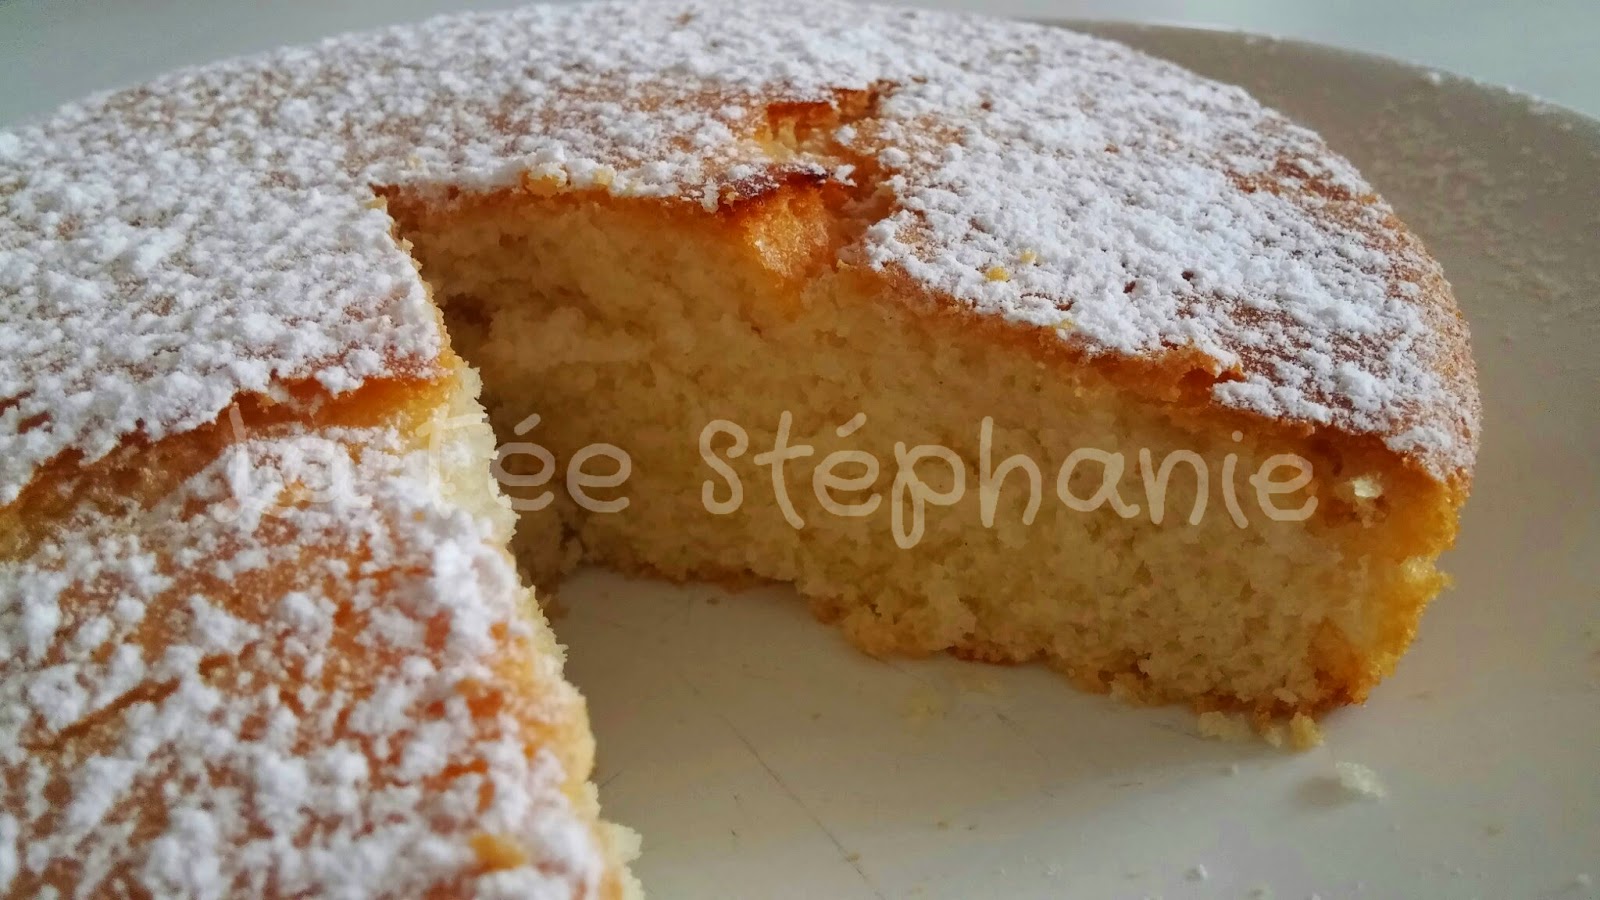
xmin=1 ymin=0 xmax=1476 ymax=503
xmin=833 ymin=13 xmax=1476 ymax=477
xmin=0 ymin=427 xmax=606 ymax=897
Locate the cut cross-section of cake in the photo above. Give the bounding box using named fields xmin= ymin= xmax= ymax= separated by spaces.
xmin=0 ymin=1 xmax=1478 ymax=896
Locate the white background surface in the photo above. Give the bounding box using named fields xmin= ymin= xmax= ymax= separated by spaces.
xmin=4 ymin=3 xmax=1598 ymax=899
xmin=1 ymin=0 xmax=1598 ymax=125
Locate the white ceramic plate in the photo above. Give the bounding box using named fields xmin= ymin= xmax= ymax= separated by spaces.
xmin=553 ymin=23 xmax=1600 ymax=900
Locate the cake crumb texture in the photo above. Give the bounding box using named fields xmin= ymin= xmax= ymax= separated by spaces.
xmin=1334 ymin=761 xmax=1389 ymax=799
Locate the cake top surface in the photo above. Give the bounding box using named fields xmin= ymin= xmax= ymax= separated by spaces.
xmin=0 ymin=0 xmax=1478 ymax=504
xmin=0 ymin=419 xmax=610 ymax=897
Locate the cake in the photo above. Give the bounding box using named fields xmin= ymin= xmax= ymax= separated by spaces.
xmin=0 ymin=1 xmax=1479 ymax=895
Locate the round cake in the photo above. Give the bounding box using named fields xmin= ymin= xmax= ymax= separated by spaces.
xmin=0 ymin=1 xmax=1479 ymax=896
